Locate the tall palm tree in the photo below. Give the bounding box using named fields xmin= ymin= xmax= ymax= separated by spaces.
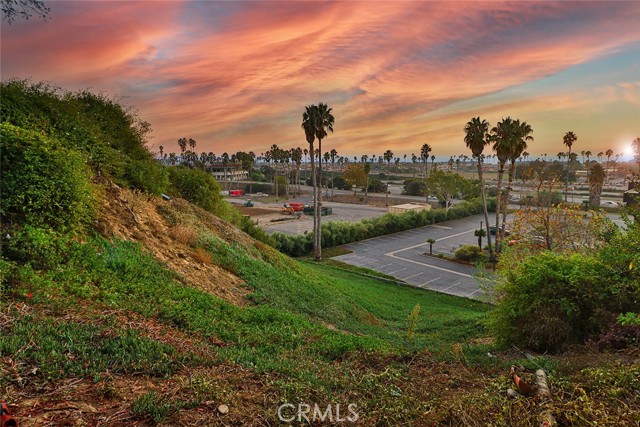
xmin=303 ymin=103 xmax=334 ymax=261
xmin=313 ymin=103 xmax=334 ymax=229
xmin=330 ymin=148 xmax=338 ymax=199
xmin=563 ymin=131 xmax=577 ymax=202
xmin=492 ymin=117 xmax=517 ymax=253
xmin=588 ymin=163 xmax=606 ymax=208
xmin=383 ymin=149 xmax=394 ymax=206
xmin=420 ymin=144 xmax=431 ymax=202
xmin=502 ymin=119 xmax=533 ymax=237
xmin=302 ymin=106 xmax=319 ymax=260
xmin=411 ymin=154 xmax=417 ymax=177
xmin=464 ymin=117 xmax=494 ymax=261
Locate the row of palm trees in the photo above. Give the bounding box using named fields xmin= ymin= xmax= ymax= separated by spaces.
xmin=463 ymin=117 xmax=533 ymax=261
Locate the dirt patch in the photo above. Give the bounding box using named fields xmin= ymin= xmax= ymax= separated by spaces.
xmin=96 ymin=182 xmax=250 ymax=306
xmin=6 ymin=365 xmax=278 ymax=427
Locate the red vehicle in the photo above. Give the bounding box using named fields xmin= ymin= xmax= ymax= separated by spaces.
xmin=288 ymin=202 xmax=304 ymax=211
xmin=229 ymin=190 xmax=243 ymax=197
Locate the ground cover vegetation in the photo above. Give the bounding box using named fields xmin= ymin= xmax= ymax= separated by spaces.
xmin=1 ymin=80 xmax=638 ymax=425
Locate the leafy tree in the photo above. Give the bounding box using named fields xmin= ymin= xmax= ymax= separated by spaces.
xmin=1 ymin=0 xmax=49 ymax=23
xmin=425 ymin=170 xmax=471 ymax=211
xmin=464 ymin=117 xmax=494 ymax=261
xmin=343 ymin=163 xmax=367 ymax=192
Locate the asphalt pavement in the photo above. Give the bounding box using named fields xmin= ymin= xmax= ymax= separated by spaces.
xmin=333 ymin=214 xmax=495 ymax=300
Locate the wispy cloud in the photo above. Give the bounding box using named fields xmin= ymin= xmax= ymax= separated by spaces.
xmin=2 ymin=1 xmax=638 ymax=157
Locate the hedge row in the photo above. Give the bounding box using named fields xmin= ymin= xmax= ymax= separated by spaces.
xmin=272 ymin=198 xmax=496 ymax=257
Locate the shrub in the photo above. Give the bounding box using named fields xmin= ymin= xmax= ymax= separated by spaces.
xmin=454 ymin=245 xmax=483 ymax=262
xmin=0 ymin=123 xmax=96 ymax=233
xmin=125 ymin=158 xmax=169 ymax=195
xmin=488 ymin=252 xmax=612 ymax=352
xmin=168 ymin=166 xmax=222 ymax=212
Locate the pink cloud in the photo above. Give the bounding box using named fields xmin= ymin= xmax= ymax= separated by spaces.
xmin=2 ymin=1 xmax=638 ymax=158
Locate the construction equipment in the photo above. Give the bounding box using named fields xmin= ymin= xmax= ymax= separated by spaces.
xmin=281 ymin=204 xmax=295 ymax=215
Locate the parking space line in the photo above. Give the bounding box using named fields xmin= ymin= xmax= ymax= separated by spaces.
xmin=385 ymin=253 xmax=473 ymax=278
xmin=441 ymin=281 xmax=461 ymax=291
xmin=420 ymin=276 xmax=441 ymax=286
xmin=402 ymin=272 xmax=424 ymax=281
xmin=430 ymin=225 xmax=453 ymax=229
xmin=387 ymin=267 xmax=407 ymax=275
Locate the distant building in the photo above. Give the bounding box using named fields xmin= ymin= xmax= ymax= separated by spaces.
xmin=205 ymin=162 xmax=247 ymax=181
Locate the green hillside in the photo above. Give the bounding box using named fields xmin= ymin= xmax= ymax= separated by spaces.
xmin=1 ymin=81 xmax=637 ymax=426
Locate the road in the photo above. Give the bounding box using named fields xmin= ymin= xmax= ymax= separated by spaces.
xmin=333 ymin=214 xmax=494 ymax=299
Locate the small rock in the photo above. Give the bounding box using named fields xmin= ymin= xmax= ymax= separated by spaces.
xmin=218 ymin=404 xmax=229 ymax=415
xmin=506 ymin=388 xmax=518 ymax=399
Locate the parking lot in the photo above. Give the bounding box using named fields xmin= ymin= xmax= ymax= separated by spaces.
xmin=334 ymin=214 xmax=495 ymax=299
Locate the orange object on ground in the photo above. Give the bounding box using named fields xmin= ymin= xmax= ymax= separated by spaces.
xmin=1 ymin=402 xmax=17 ymax=427
xmin=510 ymin=366 xmax=534 ymax=396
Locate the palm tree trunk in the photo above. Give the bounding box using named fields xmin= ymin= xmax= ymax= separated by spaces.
xmin=501 ymin=161 xmax=516 ymax=242
xmin=478 ymin=159 xmax=494 ymax=262
xmin=424 ymin=161 xmax=429 ymax=203
xmin=565 ymin=147 xmax=571 ymax=202
xmin=315 ymin=139 xmax=323 ymax=261
xmin=494 ymin=162 xmax=506 ymax=254
xmin=309 ymin=143 xmax=319 ymax=260
xmin=365 ymin=175 xmax=369 ymax=203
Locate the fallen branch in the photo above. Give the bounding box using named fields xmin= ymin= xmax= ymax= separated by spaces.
xmin=535 ymin=369 xmax=557 ymax=427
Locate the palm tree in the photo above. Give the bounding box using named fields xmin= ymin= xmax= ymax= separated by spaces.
xmin=426 ymin=238 xmax=436 ymax=255
xmin=302 ymin=106 xmax=319 ymax=260
xmin=178 ymin=137 xmax=188 ymax=161
xmin=383 ymin=149 xmax=394 ymax=207
xmin=159 ymin=145 xmax=164 ymax=159
xmin=464 ymin=117 xmax=494 ymax=261
xmin=411 ymin=154 xmax=417 ymax=177
xmin=491 ymin=117 xmax=516 ymax=252
xmin=420 ymin=144 xmax=431 ymax=202
xmin=597 ymin=152 xmax=604 ymax=164
xmin=431 ymin=155 xmax=435 ymax=172
xmin=330 ymin=148 xmax=337 ymax=199
xmin=323 ymin=151 xmax=330 ymax=197
xmin=563 ymin=131 xmax=577 ymax=202
xmin=502 ymin=120 xmax=533 ymax=237
xmin=588 ymin=163 xmax=606 ymax=208
xmin=303 ymin=103 xmax=334 ymax=261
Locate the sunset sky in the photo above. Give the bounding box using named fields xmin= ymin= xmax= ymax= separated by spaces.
xmin=2 ymin=1 xmax=639 ymax=160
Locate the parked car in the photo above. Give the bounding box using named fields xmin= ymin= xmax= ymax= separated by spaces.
xmin=489 ymin=225 xmax=511 ymax=236
xmin=600 ymin=200 xmax=620 ymax=207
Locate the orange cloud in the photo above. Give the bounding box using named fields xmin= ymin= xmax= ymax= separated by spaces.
xmin=2 ymin=1 xmax=638 ymax=159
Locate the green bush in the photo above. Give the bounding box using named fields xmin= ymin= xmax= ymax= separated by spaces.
xmin=168 ymin=166 xmax=222 ymax=212
xmin=0 ymin=80 xmax=164 ymax=195
xmin=125 ymin=158 xmax=169 ymax=195
xmin=488 ymin=251 xmax=613 ymax=352
xmin=454 ymin=245 xmax=483 ymax=262
xmin=0 ymin=123 xmax=96 ymax=233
